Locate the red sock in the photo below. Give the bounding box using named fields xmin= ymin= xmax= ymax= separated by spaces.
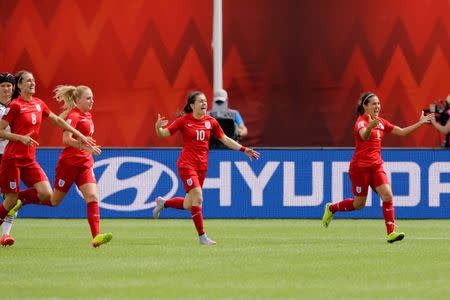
xmin=164 ymin=197 xmax=184 ymax=210
xmin=382 ymin=200 xmax=396 ymax=234
xmin=0 ymin=203 xmax=8 ymax=225
xmin=19 ymin=189 xmax=53 ymax=206
xmin=191 ymin=205 xmax=204 ymax=236
xmin=87 ymin=202 xmax=100 ymax=238
xmin=329 ymin=198 xmax=355 ymax=213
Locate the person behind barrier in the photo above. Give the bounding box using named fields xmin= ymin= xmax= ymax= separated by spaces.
xmin=208 ymin=89 xmax=248 ymax=148
xmin=429 ymin=94 xmax=450 ymax=146
xmin=321 ymin=92 xmax=434 ymax=243
xmin=153 ymin=91 xmax=259 ymax=245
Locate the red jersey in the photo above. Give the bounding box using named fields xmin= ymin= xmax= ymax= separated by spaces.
xmin=350 ymin=114 xmax=395 ymax=168
xmin=1 ymin=96 xmax=50 ymax=160
xmin=167 ymin=113 xmax=224 ymax=170
xmin=58 ymin=107 xmax=94 ymax=168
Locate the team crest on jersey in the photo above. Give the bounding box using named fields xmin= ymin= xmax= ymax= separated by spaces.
xmin=356 ymin=186 xmax=362 ymax=194
xmin=187 ymin=178 xmax=193 ymax=186
xmin=35 ymin=104 xmax=41 ymax=112
xmin=357 ymin=121 xmax=365 ymax=129
xmin=204 ymin=121 xmax=211 ymax=129
xmin=66 ymin=119 xmax=72 ymax=125
xmin=376 ymin=123 xmax=384 ymax=130
xmin=9 ymin=182 xmax=16 ymax=189
xmin=58 ymin=179 xmax=65 ymax=187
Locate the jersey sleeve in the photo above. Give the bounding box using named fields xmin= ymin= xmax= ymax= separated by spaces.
xmin=65 ymin=111 xmax=80 ymax=130
xmin=383 ymin=119 xmax=395 ymax=133
xmin=234 ymin=111 xmax=244 ymax=126
xmin=355 ymin=118 xmax=367 ymax=134
xmin=212 ymin=118 xmax=225 ymax=139
xmin=167 ymin=116 xmax=183 ymax=135
xmin=40 ymin=100 xmax=51 ymax=119
xmin=1 ymin=102 xmax=19 ymax=125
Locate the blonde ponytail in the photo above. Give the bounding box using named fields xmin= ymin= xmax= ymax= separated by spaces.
xmin=54 ymin=85 xmax=91 ymax=118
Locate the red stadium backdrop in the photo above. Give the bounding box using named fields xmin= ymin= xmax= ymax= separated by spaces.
xmin=1 ymin=0 xmax=449 ymax=147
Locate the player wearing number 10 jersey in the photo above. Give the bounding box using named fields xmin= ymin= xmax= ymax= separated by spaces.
xmin=154 ymin=91 xmax=260 ymax=245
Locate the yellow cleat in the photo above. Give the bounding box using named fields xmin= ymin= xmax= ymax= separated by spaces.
xmin=322 ymin=202 xmax=334 ymax=228
xmin=92 ymin=233 xmax=113 ymax=248
xmin=387 ymin=231 xmax=405 ymax=243
xmin=8 ymin=199 xmax=22 ymax=216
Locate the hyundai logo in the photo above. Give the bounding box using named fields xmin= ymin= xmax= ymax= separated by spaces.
xmin=79 ymin=156 xmax=178 ymax=211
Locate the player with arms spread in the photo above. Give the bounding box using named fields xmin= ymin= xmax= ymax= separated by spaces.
xmin=322 ymin=92 xmax=434 ymax=243
xmin=154 ymin=91 xmax=260 ymax=245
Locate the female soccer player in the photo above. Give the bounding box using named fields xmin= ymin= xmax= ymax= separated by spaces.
xmin=153 ymin=91 xmax=260 ymax=245
xmin=0 ymin=72 xmax=16 ymax=246
xmin=46 ymin=85 xmax=111 ymax=247
xmin=322 ymin=92 xmax=434 ymax=243
xmin=0 ymin=71 xmax=95 ymax=232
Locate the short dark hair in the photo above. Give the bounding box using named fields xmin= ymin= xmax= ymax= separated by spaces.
xmin=0 ymin=72 xmax=15 ymax=85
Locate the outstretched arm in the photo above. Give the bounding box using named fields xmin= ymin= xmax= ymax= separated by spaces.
xmin=218 ymin=135 xmax=260 ymax=160
xmin=48 ymin=112 xmax=96 ymax=146
xmin=155 ymin=114 xmax=171 ymax=138
xmin=391 ymin=111 xmax=434 ymax=136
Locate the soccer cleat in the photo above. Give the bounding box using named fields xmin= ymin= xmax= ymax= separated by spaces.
xmin=92 ymin=233 xmax=113 ymax=248
xmin=322 ymin=202 xmax=334 ymax=228
xmin=199 ymin=234 xmax=216 ymax=245
xmin=152 ymin=196 xmax=166 ymax=219
xmin=386 ymin=231 xmax=405 ymax=243
xmin=8 ymin=199 xmax=22 ymax=216
xmin=0 ymin=234 xmax=15 ymax=246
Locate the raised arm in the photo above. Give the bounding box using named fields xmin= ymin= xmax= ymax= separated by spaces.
xmin=155 ymin=114 xmax=171 ymax=138
xmin=391 ymin=111 xmax=434 ymax=136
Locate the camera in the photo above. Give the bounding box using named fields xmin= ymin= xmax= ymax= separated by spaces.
xmin=424 ymin=99 xmax=450 ymax=126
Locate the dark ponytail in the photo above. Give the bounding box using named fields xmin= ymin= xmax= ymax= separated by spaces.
xmin=357 ymin=92 xmax=375 ymax=115
xmin=183 ymin=91 xmax=203 ymax=114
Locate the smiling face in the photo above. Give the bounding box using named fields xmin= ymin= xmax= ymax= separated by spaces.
xmin=190 ymin=93 xmax=207 ymax=118
xmin=76 ymin=88 xmax=94 ymax=113
xmin=17 ymin=72 xmax=36 ymax=97
xmin=364 ymin=95 xmax=381 ymax=117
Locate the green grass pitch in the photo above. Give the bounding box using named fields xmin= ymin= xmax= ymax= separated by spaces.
xmin=1 ymin=219 xmax=449 ymax=299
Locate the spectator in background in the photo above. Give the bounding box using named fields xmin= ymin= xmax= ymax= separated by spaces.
xmin=208 ymin=89 xmax=248 ymax=148
xmin=430 ymin=94 xmax=450 ymax=142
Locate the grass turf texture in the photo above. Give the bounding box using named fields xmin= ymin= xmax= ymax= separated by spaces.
xmin=1 ymin=219 xmax=449 ymax=299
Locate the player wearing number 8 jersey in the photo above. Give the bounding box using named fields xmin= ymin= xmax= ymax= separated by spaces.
xmin=154 ymin=91 xmax=260 ymax=245
xmin=321 ymin=92 xmax=434 ymax=243
xmin=0 ymin=71 xmax=95 ymax=233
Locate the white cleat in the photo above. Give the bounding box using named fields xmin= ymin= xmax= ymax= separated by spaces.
xmin=199 ymin=234 xmax=216 ymax=245
xmin=152 ymin=197 xmax=166 ymax=219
